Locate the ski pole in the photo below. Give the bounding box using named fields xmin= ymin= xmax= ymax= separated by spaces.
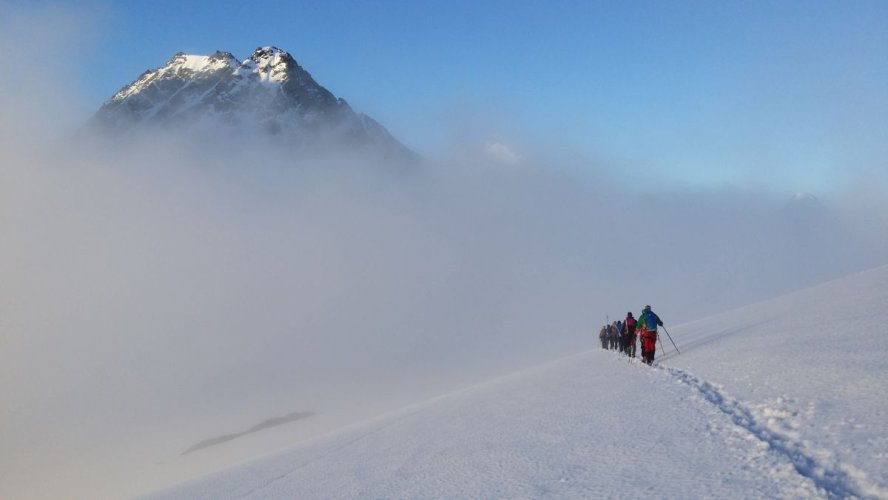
xmin=661 ymin=326 xmax=680 ymax=354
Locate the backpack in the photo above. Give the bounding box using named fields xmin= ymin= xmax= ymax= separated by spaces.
xmin=625 ymin=317 xmax=637 ymax=333
xmin=642 ymin=310 xmax=661 ymax=331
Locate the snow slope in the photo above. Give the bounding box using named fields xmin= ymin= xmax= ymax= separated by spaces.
xmin=147 ymin=265 xmax=888 ymax=499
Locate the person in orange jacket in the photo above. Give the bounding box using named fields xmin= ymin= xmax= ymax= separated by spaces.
xmin=599 ymin=325 xmax=608 ymax=349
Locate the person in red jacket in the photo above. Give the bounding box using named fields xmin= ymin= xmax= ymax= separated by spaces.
xmin=637 ymin=305 xmax=663 ymax=365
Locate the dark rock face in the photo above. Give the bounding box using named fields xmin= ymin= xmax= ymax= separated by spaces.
xmin=93 ymin=46 xmax=415 ymax=161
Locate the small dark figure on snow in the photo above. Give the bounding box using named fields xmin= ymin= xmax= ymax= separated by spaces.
xmin=616 ymin=320 xmax=626 ymax=353
xmin=599 ymin=325 xmax=608 ymax=349
xmin=637 ymin=305 xmax=663 ymax=365
xmin=608 ymin=322 xmax=620 ymax=350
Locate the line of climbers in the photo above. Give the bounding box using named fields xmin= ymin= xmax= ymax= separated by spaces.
xmin=598 ymin=305 xmax=664 ymax=365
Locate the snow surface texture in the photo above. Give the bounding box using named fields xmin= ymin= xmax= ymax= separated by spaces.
xmin=93 ymin=47 xmax=412 ymax=160
xmin=148 ymin=265 xmax=888 ymax=499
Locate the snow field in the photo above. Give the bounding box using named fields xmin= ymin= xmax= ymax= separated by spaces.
xmin=148 ymin=352 xmax=824 ymax=499
xmin=149 ymin=265 xmax=888 ymax=499
xmin=666 ymin=265 xmax=888 ymax=498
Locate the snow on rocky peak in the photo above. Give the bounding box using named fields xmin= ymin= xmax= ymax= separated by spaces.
xmin=243 ymin=46 xmax=292 ymax=83
xmin=172 ymin=51 xmax=239 ymax=73
xmin=229 ymin=47 xmax=285 ymax=85
xmin=93 ymin=46 xmax=415 ymax=161
xmin=111 ymin=51 xmax=238 ymax=103
xmin=784 ymin=191 xmax=828 ymax=221
xmin=791 ymin=192 xmax=819 ymax=203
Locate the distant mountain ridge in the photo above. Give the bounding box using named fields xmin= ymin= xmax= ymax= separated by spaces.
xmin=92 ymin=46 xmax=414 ymax=161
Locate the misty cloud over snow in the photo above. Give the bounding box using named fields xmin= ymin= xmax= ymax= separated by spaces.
xmin=3 ymin=119 xmax=887 ymax=499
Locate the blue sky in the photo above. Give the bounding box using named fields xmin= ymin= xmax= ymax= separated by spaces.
xmin=12 ymin=0 xmax=888 ymax=191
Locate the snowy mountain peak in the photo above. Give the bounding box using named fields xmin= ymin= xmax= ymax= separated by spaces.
xmin=484 ymin=141 xmax=522 ymax=164
xmin=791 ymin=192 xmax=819 ymax=203
xmin=93 ymin=46 xmax=416 ymax=161
xmin=239 ymin=46 xmax=300 ymax=84
xmin=162 ymin=51 xmax=238 ymax=75
xmin=110 ymin=50 xmax=239 ymax=103
xmin=784 ymin=191 xmax=827 ymax=216
xmin=250 ymin=46 xmax=290 ymax=62
xmin=209 ymin=50 xmax=239 ymax=64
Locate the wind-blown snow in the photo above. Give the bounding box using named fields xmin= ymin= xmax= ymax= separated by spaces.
xmin=147 ymin=266 xmax=888 ymax=499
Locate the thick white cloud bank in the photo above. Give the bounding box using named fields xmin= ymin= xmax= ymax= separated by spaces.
xmin=1 ymin=4 xmax=887 ymax=499
xmin=3 ymin=111 xmax=887 ymax=500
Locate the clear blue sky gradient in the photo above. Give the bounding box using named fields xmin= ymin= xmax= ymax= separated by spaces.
xmin=30 ymin=1 xmax=888 ymax=190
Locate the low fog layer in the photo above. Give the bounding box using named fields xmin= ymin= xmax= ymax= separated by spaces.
xmin=2 ymin=7 xmax=887 ymax=499
xmin=3 ymin=123 xmax=887 ymax=499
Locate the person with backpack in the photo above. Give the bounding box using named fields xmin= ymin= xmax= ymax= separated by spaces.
xmin=599 ymin=325 xmax=608 ymax=349
xmin=637 ymin=305 xmax=663 ymax=365
xmin=616 ymin=320 xmax=625 ymax=353
xmin=609 ymin=322 xmax=620 ymax=350
xmin=623 ymin=312 xmax=637 ymax=357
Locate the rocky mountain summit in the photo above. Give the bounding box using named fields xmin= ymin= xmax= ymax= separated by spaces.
xmin=93 ymin=46 xmax=414 ymax=161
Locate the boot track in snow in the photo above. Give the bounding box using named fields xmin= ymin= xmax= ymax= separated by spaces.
xmin=658 ymin=364 xmax=883 ymax=499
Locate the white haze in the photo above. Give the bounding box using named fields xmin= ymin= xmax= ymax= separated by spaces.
xmin=2 ymin=6 xmax=888 ymax=500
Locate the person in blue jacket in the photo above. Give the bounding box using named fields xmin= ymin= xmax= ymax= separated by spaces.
xmin=637 ymin=305 xmax=663 ymax=364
